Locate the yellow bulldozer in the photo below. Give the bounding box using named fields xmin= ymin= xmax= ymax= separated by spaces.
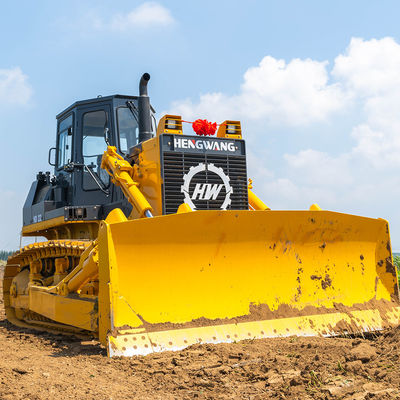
xmin=3 ymin=74 xmax=400 ymax=356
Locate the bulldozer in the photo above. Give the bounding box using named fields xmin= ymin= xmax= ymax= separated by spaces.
xmin=3 ymin=73 xmax=400 ymax=357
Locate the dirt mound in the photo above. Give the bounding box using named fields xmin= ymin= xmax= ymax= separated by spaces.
xmin=0 ymin=264 xmax=399 ymax=399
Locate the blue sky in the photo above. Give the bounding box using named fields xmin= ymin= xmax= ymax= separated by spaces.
xmin=2 ymin=1 xmax=400 ymax=249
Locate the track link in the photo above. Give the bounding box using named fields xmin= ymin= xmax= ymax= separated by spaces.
xmin=7 ymin=239 xmax=91 ymax=268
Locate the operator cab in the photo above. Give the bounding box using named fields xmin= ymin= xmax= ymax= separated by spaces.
xmin=55 ymin=95 xmax=155 ymax=201
xmin=55 ymin=95 xmax=156 ymax=206
xmin=22 ymin=94 xmax=156 ymax=232
xmin=56 ymin=95 xmax=151 ymax=168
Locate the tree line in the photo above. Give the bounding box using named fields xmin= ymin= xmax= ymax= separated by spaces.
xmin=0 ymin=250 xmax=14 ymax=260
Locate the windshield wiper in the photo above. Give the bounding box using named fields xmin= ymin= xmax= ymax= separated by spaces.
xmin=126 ymin=101 xmax=139 ymax=124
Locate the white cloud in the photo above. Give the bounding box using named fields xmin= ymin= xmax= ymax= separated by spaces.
xmin=167 ymin=37 xmax=400 ymax=246
xmin=169 ymin=36 xmax=400 ymax=173
xmin=55 ymin=3 xmax=176 ymax=41
xmin=59 ymin=3 xmax=175 ymax=35
xmin=246 ymin=149 xmax=274 ymax=180
xmin=333 ymin=37 xmax=400 ymax=96
xmin=241 ymin=57 xmax=346 ymax=124
xmin=169 ymin=55 xmax=348 ymax=126
xmin=0 ymin=67 xmax=32 ymax=106
xmin=333 ymin=38 xmax=400 ymax=168
xmin=107 ymin=2 xmax=174 ymax=31
xmin=284 ymin=150 xmax=353 ymax=186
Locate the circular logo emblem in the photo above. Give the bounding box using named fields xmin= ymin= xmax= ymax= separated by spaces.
xmin=181 ymin=163 xmax=233 ymax=210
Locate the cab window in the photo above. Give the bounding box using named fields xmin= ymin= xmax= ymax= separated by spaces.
xmin=82 ymin=110 xmax=110 ymax=190
xmin=57 ymin=115 xmax=73 ymax=169
xmin=82 ymin=110 xmax=107 ymax=166
xmin=117 ymin=107 xmax=138 ymax=154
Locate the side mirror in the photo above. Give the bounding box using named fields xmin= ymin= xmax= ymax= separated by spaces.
xmin=67 ymin=126 xmax=73 ymax=136
xmin=48 ymin=147 xmax=56 ymax=166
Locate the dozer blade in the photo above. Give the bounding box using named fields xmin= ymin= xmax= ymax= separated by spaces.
xmin=97 ymin=210 xmax=400 ymax=357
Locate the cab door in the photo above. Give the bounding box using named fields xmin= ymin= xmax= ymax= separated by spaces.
xmin=55 ymin=112 xmax=75 ymax=204
xmin=75 ymin=104 xmax=113 ymax=206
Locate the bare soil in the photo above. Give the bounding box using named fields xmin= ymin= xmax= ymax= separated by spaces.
xmin=0 ymin=263 xmax=400 ymax=399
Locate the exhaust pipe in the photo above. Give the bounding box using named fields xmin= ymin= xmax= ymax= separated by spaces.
xmin=138 ymin=73 xmax=152 ymax=143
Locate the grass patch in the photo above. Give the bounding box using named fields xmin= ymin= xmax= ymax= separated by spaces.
xmin=394 ymin=254 xmax=400 ymax=287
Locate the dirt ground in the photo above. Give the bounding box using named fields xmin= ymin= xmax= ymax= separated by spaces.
xmin=0 ymin=262 xmax=399 ymax=400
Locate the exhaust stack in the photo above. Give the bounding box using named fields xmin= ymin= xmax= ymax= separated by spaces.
xmin=138 ymin=73 xmax=152 ymax=143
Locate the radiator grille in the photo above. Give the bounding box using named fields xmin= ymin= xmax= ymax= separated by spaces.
xmin=162 ymin=152 xmax=248 ymax=214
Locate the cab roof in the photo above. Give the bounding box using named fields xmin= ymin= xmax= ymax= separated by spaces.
xmin=56 ymin=94 xmax=140 ymax=120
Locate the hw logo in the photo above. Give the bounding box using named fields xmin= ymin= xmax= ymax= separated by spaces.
xmin=192 ymin=183 xmax=223 ymax=200
xmin=181 ymin=163 xmax=233 ymax=210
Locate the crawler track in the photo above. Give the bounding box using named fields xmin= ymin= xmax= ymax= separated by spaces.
xmin=3 ymin=240 xmax=91 ymax=333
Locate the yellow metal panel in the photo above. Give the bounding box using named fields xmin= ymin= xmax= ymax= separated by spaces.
xmin=22 ymin=216 xmax=99 ymax=236
xmin=97 ymin=209 xmax=400 ymax=355
xmin=98 ymin=220 xmax=144 ymax=344
xmin=105 ymin=208 xmax=128 ymax=224
xmin=29 ymin=289 xmax=98 ymax=331
xmin=128 ymin=138 xmax=163 ymax=218
xmin=98 ymin=222 xmax=112 ymax=344
xmin=177 ymin=203 xmax=192 ymax=213
xmin=3 ymin=265 xmax=20 ymax=277
xmin=157 ymin=115 xmax=183 ymax=136
xmin=2 ymin=277 xmax=13 ymax=292
xmin=11 ymin=295 xmax=29 ymax=309
xmin=22 ymin=216 xmax=65 ymax=234
xmin=217 ymin=120 xmax=242 ymax=139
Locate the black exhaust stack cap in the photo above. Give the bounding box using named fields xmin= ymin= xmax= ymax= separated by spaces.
xmin=138 ymin=73 xmax=152 ymax=143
